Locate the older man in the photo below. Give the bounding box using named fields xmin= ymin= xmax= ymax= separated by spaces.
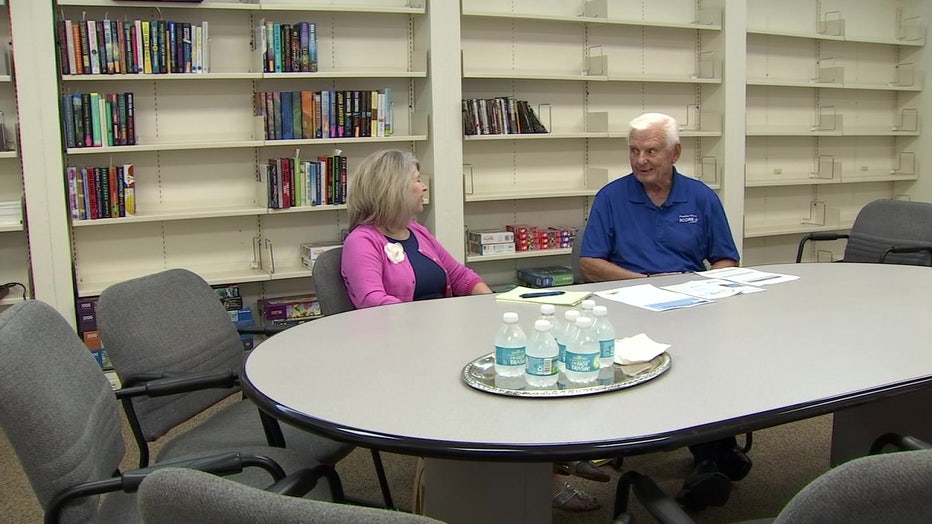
xmin=580 ymin=112 xmax=748 ymax=510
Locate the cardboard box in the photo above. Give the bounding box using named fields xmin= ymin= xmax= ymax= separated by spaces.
xmin=467 ymin=229 xmax=514 ymax=245
xmin=301 ymin=242 xmax=342 ymax=269
xmin=258 ymin=294 xmax=321 ymax=321
xmin=467 ymin=241 xmax=516 ymax=256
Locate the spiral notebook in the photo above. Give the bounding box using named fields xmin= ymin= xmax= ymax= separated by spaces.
xmin=495 ymin=286 xmax=591 ymax=306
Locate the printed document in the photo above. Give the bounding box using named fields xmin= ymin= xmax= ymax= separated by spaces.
xmin=662 ymin=278 xmax=765 ymax=300
xmin=595 ymin=284 xmax=711 ymax=312
xmin=696 ymin=267 xmax=799 ymax=285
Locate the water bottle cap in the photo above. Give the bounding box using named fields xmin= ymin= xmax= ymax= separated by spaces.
xmin=539 ymin=304 xmax=556 ymax=315
xmin=503 ymin=312 xmax=519 ymax=323
xmin=575 ymin=316 xmax=593 ymax=328
xmin=534 ymin=319 xmax=551 ymax=331
xmin=581 ymin=299 xmax=596 ymax=310
xmin=565 ymin=309 xmax=580 ymax=321
xmin=593 ymin=305 xmax=608 ymax=316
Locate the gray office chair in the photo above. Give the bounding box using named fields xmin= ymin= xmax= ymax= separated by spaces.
xmin=95 ymin=270 xmax=352 ymax=484
xmin=313 ymin=247 xmax=356 ymax=315
xmin=0 ymin=300 xmax=317 ymax=523
xmin=613 ymin=437 xmax=932 ymax=523
xmin=312 ymin=247 xmax=395 ymax=508
xmin=138 ymin=467 xmax=444 ymax=524
xmin=570 ymin=225 xmax=588 ymax=284
xmin=796 ymin=199 xmax=932 ymax=265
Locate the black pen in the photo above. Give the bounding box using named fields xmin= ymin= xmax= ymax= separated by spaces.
xmin=519 ymin=290 xmax=566 ymax=298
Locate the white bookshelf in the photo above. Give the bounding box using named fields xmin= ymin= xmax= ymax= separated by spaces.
xmin=55 ymin=0 xmax=431 ymax=298
xmin=0 ymin=1 xmax=30 ymax=308
xmin=459 ymin=0 xmax=726 ymax=284
xmin=743 ymin=0 xmax=925 ymax=265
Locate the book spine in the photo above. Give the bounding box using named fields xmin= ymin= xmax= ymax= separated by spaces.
xmin=122 ymin=164 xmax=135 ymax=215
xmin=71 ymin=95 xmax=84 ymax=148
xmin=335 ymin=90 xmax=345 ymax=138
xmin=256 ymin=18 xmax=267 ymax=73
xmin=301 ymin=91 xmax=313 ymax=139
xmin=108 ymin=165 xmax=119 ymax=218
xmin=183 ymin=22 xmax=192 ymax=73
xmin=272 ymin=23 xmax=282 ymax=72
xmin=86 ymin=21 xmax=100 ymax=75
xmin=85 ymin=167 xmax=98 ymax=219
xmin=298 ymin=22 xmax=309 ymax=72
xmin=280 ymin=91 xmax=293 ymax=140
xmin=291 ymin=91 xmax=302 ymax=139
xmin=66 ymin=166 xmax=79 ymax=219
xmin=62 ymin=95 xmax=76 ymax=148
xmin=76 ymin=169 xmax=86 ymax=220
xmin=141 ymin=21 xmax=151 ymax=73
xmin=308 ymin=22 xmax=317 ymax=72
xmin=102 ymin=19 xmax=114 ymax=74
xmin=63 ymin=20 xmax=77 ymax=75
xmin=81 ymin=93 xmax=93 ymax=146
xmin=125 ymin=93 xmax=135 ymax=145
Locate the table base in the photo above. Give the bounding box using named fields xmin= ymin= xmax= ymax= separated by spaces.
xmin=422 ymin=459 xmax=552 ymax=524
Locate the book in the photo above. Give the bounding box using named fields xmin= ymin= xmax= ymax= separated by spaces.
xmin=516 ymin=266 xmax=574 ymax=288
xmin=495 ymin=286 xmax=591 ymax=307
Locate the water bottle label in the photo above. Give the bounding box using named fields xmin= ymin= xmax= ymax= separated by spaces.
xmin=526 ymin=355 xmax=556 ymax=376
xmin=557 ymin=342 xmax=566 ymax=363
xmin=599 ymin=339 xmax=615 ymax=360
xmin=565 ymin=351 xmax=600 ymax=373
xmin=495 ymin=345 xmax=526 ymax=367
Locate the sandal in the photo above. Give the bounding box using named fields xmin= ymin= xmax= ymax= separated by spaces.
xmin=552 ymin=482 xmax=601 ymax=512
xmin=553 ymin=461 xmax=611 ymax=482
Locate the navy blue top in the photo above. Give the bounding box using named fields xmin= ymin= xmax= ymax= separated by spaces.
xmin=581 ymin=167 xmax=739 ymax=274
xmin=386 ymin=230 xmax=446 ymax=301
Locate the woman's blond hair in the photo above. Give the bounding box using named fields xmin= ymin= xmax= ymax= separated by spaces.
xmin=348 ymin=149 xmax=420 ymax=231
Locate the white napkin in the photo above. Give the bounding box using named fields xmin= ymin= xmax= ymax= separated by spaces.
xmin=614 ymin=333 xmax=671 ymax=365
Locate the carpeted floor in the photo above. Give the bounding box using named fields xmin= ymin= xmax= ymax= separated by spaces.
xmin=1 ymin=393 xmax=832 ymax=524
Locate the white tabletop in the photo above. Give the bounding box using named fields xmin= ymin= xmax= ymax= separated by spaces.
xmin=242 ymin=263 xmax=932 ymax=461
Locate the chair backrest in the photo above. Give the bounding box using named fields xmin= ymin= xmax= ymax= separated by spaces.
xmin=571 ymin=225 xmax=587 ymax=284
xmin=138 ymin=467 xmax=443 ymax=524
xmin=313 ymin=247 xmax=356 ymax=315
xmin=97 ymin=268 xmax=245 ymax=441
xmin=0 ymin=301 xmax=125 ymax=522
xmin=773 ymin=448 xmax=932 ymax=523
xmin=845 ymin=199 xmax=932 ymax=265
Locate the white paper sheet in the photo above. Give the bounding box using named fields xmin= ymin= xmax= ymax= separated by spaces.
xmin=662 ymin=278 xmax=765 ymax=300
xmin=595 ymin=284 xmax=712 ymax=312
xmin=696 ymin=267 xmax=799 ymax=285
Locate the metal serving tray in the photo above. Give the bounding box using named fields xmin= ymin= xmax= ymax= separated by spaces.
xmin=462 ymin=352 xmax=671 ymax=398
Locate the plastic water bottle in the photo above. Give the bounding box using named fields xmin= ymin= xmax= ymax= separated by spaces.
xmin=580 ymin=299 xmax=596 ymax=319
xmin=525 ymin=319 xmax=559 ymax=387
xmin=564 ymin=316 xmax=600 ymax=383
xmin=556 ymin=309 xmax=580 ymax=373
xmin=494 ymin=312 xmax=527 ymax=377
xmin=592 ymin=305 xmax=615 ymax=368
xmin=539 ymin=304 xmax=556 ymax=325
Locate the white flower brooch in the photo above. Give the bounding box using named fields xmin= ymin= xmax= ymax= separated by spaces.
xmin=384 ymin=242 xmax=405 ymax=264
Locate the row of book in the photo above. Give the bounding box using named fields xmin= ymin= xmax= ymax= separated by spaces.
xmin=462 ymin=97 xmax=548 ymax=136
xmin=257 ymin=89 xmax=393 ymax=141
xmin=61 ymin=92 xmax=136 ymax=149
xmin=66 ymin=165 xmax=137 ymax=221
xmin=264 ymin=154 xmax=347 ymax=209
xmin=256 ymin=20 xmax=318 ymax=73
xmin=57 ymin=19 xmax=210 ymax=76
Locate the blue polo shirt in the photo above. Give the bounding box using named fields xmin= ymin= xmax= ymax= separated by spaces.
xmin=581 ymin=168 xmax=739 ymax=274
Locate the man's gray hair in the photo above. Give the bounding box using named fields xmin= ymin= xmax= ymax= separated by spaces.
xmin=628 ymin=112 xmax=680 ymax=149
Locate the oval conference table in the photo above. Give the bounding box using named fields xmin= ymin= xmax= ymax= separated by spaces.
xmin=242 ymin=263 xmax=932 ymax=524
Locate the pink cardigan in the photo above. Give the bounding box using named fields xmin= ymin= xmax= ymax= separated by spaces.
xmin=341 ymin=222 xmax=485 ymax=309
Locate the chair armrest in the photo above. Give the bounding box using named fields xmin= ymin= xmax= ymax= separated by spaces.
xmin=879 ymin=245 xmax=932 ymax=264
xmin=237 ymin=326 xmax=287 ymax=337
xmin=869 ymin=433 xmax=932 ymax=454
xmin=44 ymin=452 xmax=285 ymax=524
xmin=266 ymin=465 xmax=345 ymax=501
xmin=796 ymin=233 xmax=850 ymax=263
xmin=114 ymin=369 xmax=238 ymax=399
xmin=613 ymin=471 xmax=696 ymax=524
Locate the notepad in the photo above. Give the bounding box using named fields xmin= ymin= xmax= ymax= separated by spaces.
xmin=495 ymin=286 xmax=592 ymax=306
